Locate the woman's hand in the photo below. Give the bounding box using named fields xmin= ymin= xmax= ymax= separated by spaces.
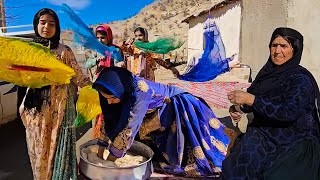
xmin=125 ymin=38 xmax=135 ymax=47
xmin=229 ymin=105 xmax=242 ymax=122
xmin=97 ymin=146 xmax=105 ymax=159
xmin=107 ymin=153 xmax=118 ymax=162
xmin=227 ymin=90 xmax=255 ymax=106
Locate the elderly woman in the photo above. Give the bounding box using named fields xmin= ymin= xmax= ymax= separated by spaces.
xmin=222 ymin=27 xmax=320 ymax=179
xmin=91 ymin=67 xmax=233 ymax=177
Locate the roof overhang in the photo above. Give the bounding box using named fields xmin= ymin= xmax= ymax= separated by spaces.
xmin=181 ymin=0 xmax=240 ymax=23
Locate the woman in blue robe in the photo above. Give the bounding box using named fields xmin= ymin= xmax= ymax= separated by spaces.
xmin=91 ymin=67 xmax=232 ymax=177
xmin=222 ymin=28 xmax=320 ymax=179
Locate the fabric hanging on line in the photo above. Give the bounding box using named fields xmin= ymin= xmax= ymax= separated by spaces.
xmin=179 ymin=16 xmax=234 ymax=82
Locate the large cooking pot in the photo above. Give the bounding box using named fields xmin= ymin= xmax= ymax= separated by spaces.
xmin=79 ymin=140 xmax=154 ymax=180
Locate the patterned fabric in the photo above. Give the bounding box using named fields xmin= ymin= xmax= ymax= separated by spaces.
xmin=153 ymin=93 xmax=230 ymax=177
xmin=121 ymin=44 xmax=170 ymax=82
xmin=169 ymin=81 xmax=251 ymax=109
xmin=52 ymin=86 xmax=77 ymax=180
xmin=20 ymin=44 xmax=90 ymax=180
xmin=97 ymin=76 xmax=231 ymax=177
xmin=222 ymin=73 xmax=320 ymax=179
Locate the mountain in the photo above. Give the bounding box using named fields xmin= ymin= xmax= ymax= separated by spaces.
xmin=93 ymin=0 xmax=216 ymax=57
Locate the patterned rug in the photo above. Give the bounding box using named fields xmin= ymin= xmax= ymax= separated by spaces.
xmin=169 ymin=81 xmax=251 ymax=109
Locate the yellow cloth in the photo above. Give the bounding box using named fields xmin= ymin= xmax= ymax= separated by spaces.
xmin=0 ymin=36 xmax=75 ymax=88
xmin=75 ymin=85 xmax=101 ymax=127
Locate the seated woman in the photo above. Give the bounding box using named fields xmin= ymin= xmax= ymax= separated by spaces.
xmin=92 ymin=67 xmax=232 ymax=177
xmin=223 ymin=27 xmax=320 ymax=179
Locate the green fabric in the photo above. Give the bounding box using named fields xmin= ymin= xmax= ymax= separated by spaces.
xmin=134 ymin=37 xmax=184 ymax=54
xmin=264 ymin=139 xmax=320 ymax=180
xmin=52 ymin=86 xmax=77 ymax=180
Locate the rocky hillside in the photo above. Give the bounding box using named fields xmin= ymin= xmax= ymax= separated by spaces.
xmin=94 ymin=0 xmax=218 ymax=57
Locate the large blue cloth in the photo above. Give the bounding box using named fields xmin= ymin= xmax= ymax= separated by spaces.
xmin=59 ymin=4 xmax=123 ymax=62
xmin=179 ymin=18 xmax=232 ymax=82
xmin=93 ymin=67 xmax=231 ymax=177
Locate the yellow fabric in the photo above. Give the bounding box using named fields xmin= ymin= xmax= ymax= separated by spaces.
xmin=75 ymin=85 xmax=101 ymax=127
xmin=0 ymin=36 xmax=75 ymax=88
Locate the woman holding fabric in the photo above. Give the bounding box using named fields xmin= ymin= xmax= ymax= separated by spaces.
xmin=85 ymin=24 xmax=125 ymax=75
xmin=91 ymin=67 xmax=233 ymax=177
xmin=223 ymin=27 xmax=320 ymax=179
xmin=19 ymin=8 xmax=91 ymax=180
xmin=122 ymin=27 xmax=180 ymax=81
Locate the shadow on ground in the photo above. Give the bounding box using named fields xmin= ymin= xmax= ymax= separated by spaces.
xmin=0 ymin=120 xmax=33 ymax=180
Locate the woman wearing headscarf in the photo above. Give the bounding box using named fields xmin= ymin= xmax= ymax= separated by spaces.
xmin=91 ymin=67 xmax=233 ymax=177
xmin=19 ymin=8 xmax=91 ymax=180
xmin=122 ymin=27 xmax=180 ymax=81
xmin=86 ymin=25 xmax=127 ymax=139
xmin=85 ymin=24 xmax=124 ymax=75
xmin=223 ymin=27 xmax=320 ymax=179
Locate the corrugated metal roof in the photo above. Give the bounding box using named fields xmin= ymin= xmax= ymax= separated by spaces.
xmin=181 ymin=0 xmax=240 ymax=23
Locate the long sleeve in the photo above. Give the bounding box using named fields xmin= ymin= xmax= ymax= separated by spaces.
xmin=61 ymin=46 xmax=91 ymax=87
xmin=120 ymin=44 xmax=134 ymax=55
xmin=251 ymin=74 xmax=313 ymax=122
xmin=240 ymin=104 xmax=253 ymax=113
xmin=108 ymin=90 xmax=152 ymax=158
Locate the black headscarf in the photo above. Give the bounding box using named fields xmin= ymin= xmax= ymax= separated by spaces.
xmin=33 ymin=8 xmax=61 ymax=49
xmin=248 ymin=27 xmax=304 ymax=95
xmin=92 ymin=67 xmax=137 ymax=140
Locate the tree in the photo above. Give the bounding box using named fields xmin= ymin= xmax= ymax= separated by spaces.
xmin=143 ymin=17 xmax=148 ymax=23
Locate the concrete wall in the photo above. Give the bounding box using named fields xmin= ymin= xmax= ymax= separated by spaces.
xmin=241 ymin=0 xmax=320 ymax=84
xmin=286 ymin=0 xmax=320 ymax=83
xmin=187 ymin=1 xmax=242 ymax=64
xmin=240 ymin=0 xmax=287 ymax=77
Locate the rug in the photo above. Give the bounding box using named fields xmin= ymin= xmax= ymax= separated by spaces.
xmin=169 ymin=81 xmax=251 ymax=109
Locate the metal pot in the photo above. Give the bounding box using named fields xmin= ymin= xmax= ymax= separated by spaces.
xmin=79 ymin=140 xmax=154 ymax=180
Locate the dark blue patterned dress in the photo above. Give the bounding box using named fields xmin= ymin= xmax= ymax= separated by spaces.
xmin=222 ymin=72 xmax=320 ymax=180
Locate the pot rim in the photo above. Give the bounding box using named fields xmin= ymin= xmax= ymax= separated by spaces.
xmin=79 ymin=139 xmax=154 ymax=169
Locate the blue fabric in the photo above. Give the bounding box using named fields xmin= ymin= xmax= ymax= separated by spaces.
xmin=179 ymin=18 xmax=232 ymax=82
xmin=154 ymin=93 xmax=230 ymax=176
xmin=59 ymin=4 xmax=123 ymax=62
